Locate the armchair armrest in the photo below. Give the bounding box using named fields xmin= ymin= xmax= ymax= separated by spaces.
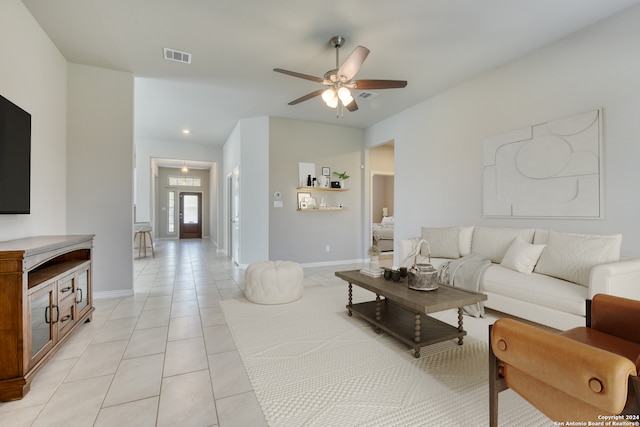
xmin=590 ymin=259 xmax=640 ymax=300
xmin=491 ymin=318 xmax=636 ymax=421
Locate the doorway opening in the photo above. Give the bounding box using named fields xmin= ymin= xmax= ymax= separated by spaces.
xmin=368 ymin=141 xmax=395 ymax=261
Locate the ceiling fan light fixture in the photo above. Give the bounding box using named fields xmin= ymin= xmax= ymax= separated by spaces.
xmin=337 ymin=87 xmax=353 ymax=105
xmin=322 ymin=88 xmax=338 ymax=108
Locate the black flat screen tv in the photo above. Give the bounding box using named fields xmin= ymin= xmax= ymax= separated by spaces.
xmin=0 ymin=94 xmax=31 ymax=214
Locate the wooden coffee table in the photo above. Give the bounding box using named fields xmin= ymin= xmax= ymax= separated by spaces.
xmin=335 ymin=270 xmax=487 ymax=358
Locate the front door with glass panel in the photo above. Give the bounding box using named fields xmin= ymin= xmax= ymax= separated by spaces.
xmin=179 ymin=192 xmax=202 ymax=239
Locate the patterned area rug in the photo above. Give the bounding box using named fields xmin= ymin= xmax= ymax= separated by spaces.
xmin=221 ymin=285 xmax=553 ymax=426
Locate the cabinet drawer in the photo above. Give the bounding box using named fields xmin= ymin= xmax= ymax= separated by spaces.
xmin=57 ymin=274 xmax=75 ymax=303
xmin=57 ymin=298 xmax=75 ymax=337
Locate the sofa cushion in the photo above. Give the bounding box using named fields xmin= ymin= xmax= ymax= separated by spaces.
xmin=421 ymin=226 xmax=461 ymax=259
xmin=500 ymin=237 xmax=546 ymax=274
xmin=483 ymin=265 xmax=587 ymax=317
xmin=533 ymin=230 xmax=622 ymax=287
xmin=471 ymin=227 xmax=535 ymax=263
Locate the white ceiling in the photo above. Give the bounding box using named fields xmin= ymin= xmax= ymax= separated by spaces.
xmin=22 ymin=0 xmax=640 ymax=147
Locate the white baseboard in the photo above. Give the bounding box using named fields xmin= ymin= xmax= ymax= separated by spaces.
xmin=300 ymin=259 xmax=366 ymax=268
xmin=94 ymin=289 xmax=135 ymax=299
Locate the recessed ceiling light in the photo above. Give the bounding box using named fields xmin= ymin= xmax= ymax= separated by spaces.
xmin=182 ymin=129 xmax=190 ymax=134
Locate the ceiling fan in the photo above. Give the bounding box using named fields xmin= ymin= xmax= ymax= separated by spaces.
xmin=274 ymin=36 xmax=407 ymax=115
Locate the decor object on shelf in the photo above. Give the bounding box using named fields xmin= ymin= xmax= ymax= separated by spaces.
xmin=322 ymin=167 xmax=330 ymax=176
xmin=298 ymin=162 xmax=315 ymax=187
xmin=333 ymin=170 xmax=349 ymax=188
xmin=244 ymin=260 xmax=303 ymax=304
xmin=274 ymin=36 xmax=407 ymax=117
xmin=297 ymin=192 xmax=311 ymax=209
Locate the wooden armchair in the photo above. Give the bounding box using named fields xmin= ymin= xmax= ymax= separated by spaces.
xmin=489 ymin=294 xmax=640 ymax=426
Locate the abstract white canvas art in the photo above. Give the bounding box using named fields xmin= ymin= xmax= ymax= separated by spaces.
xmin=483 ymin=109 xmax=602 ymax=218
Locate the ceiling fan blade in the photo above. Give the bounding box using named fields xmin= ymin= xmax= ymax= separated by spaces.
xmin=353 ymin=79 xmax=408 ymax=90
xmin=288 ymin=89 xmax=325 ymax=105
xmin=337 ymin=46 xmax=370 ymax=81
xmin=344 ymin=99 xmax=358 ymax=112
xmin=274 ymin=68 xmax=324 ymax=83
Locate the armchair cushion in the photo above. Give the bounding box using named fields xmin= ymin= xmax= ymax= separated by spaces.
xmin=561 ymin=327 xmax=640 ymax=372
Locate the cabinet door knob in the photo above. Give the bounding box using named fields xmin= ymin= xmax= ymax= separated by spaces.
xmin=76 ymin=288 xmax=83 ymax=303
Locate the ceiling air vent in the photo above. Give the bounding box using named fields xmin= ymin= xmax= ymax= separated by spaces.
xmin=357 ymin=91 xmax=378 ymax=99
xmin=163 ymin=48 xmax=192 ymax=64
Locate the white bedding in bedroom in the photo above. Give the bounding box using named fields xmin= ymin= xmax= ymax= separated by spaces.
xmin=372 ymin=223 xmax=394 ymax=240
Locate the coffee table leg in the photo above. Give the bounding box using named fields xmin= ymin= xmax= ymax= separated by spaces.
xmin=414 ymin=312 xmax=421 ymax=358
xmin=457 ymin=307 xmax=464 ymax=345
xmin=347 ymin=283 xmax=353 ymax=316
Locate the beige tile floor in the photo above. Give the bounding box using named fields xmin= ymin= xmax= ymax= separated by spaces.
xmin=0 ymin=239 xmax=376 ymax=427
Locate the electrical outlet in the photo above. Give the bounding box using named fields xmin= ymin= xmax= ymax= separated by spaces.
xmin=325 ymin=245 xmax=330 ymax=252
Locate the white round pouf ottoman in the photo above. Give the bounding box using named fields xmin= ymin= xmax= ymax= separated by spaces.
xmin=244 ymin=260 xmax=304 ymax=304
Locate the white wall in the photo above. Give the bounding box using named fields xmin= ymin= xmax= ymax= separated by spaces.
xmin=269 ymin=117 xmax=365 ymax=264
xmin=0 ymin=0 xmax=67 ymax=240
xmin=66 ymin=63 xmax=135 ymax=296
xmin=222 ymin=117 xmax=270 ymax=266
xmin=366 ymin=4 xmax=640 ymax=258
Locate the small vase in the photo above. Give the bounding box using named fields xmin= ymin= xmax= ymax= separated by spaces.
xmin=369 ymin=255 xmax=379 ymax=270
xmin=340 ymin=180 xmax=346 ymax=189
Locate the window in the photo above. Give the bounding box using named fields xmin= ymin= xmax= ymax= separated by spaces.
xmin=168 ymin=191 xmax=175 ymax=233
xmin=168 ymin=176 xmax=201 ymax=187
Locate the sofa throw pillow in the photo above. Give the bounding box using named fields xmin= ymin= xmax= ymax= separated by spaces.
xmin=533 ymin=230 xmax=622 ymax=287
xmin=420 ymin=227 xmax=460 ymax=259
xmin=471 ymin=227 xmax=535 ymax=264
xmin=500 ymin=237 xmax=546 ymax=274
xmin=458 ymin=226 xmax=475 ymax=257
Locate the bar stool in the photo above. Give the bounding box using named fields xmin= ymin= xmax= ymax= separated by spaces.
xmin=133 ymin=224 xmax=155 ymax=259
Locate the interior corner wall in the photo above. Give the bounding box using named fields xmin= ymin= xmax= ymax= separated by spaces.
xmin=67 ymin=63 xmax=135 ymax=296
xmin=269 ymin=117 xmax=365 ymax=264
xmin=365 ymin=4 xmax=640 ymax=258
xmin=222 ymin=117 xmax=270 ymax=266
xmin=0 ymin=0 xmax=68 ymax=240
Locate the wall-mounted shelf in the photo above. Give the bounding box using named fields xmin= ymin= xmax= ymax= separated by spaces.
xmin=297 ymin=208 xmax=347 ymax=212
xmin=296 ymin=187 xmax=348 ymax=192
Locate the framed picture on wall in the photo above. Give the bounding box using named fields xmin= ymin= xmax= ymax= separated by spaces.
xmin=322 ymin=167 xmax=330 ymax=176
xmin=297 ymin=192 xmax=311 ymax=209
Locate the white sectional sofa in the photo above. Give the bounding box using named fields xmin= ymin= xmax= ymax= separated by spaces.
xmin=398 ymin=226 xmax=640 ymax=330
